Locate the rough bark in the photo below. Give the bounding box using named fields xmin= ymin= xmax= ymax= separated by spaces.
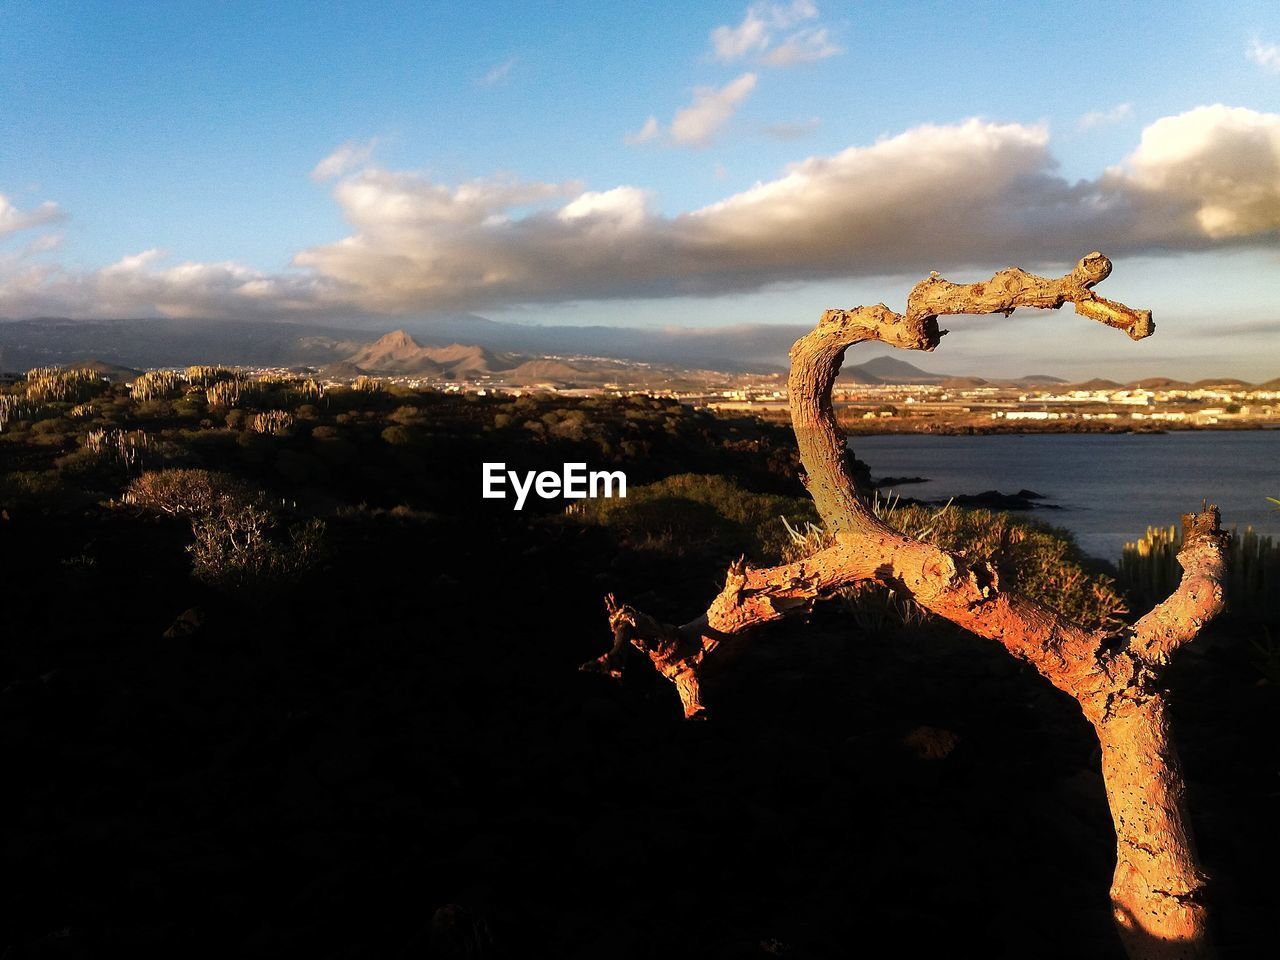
xmin=582 ymin=254 xmax=1229 ymax=958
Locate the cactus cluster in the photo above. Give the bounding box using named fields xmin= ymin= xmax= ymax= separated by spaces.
xmin=206 ymin=378 xmax=249 ymax=409
xmin=0 ymin=395 xmax=44 ymax=431
xmin=1121 ymin=522 xmax=1280 ymax=620
xmin=250 ymin=410 xmax=294 ymax=435
xmin=85 ymin=427 xmax=151 ymax=470
xmin=186 ymin=365 xmax=236 ymax=387
xmin=131 ymin=369 xmax=186 ymax=401
xmin=25 ymin=366 xmax=104 ymax=403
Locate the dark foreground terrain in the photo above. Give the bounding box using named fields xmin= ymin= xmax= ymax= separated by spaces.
xmin=2 ymin=379 xmax=1277 ymax=958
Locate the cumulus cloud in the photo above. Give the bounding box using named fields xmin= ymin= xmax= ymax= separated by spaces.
xmin=1078 ymin=102 xmax=1134 ymax=130
xmin=286 ymin=107 xmax=1280 ymax=311
xmin=310 ymin=138 xmax=379 ymax=182
xmin=1248 ymin=37 xmax=1280 ymax=72
xmin=0 ymin=247 xmax=339 ymax=320
xmin=4 ymin=105 xmax=1280 ymax=318
xmin=670 ymin=73 xmax=758 ymax=146
xmin=0 ymin=194 xmax=65 ymax=240
xmin=710 ymin=1 xmax=840 ymax=67
xmin=1115 ymin=104 xmax=1280 ymax=239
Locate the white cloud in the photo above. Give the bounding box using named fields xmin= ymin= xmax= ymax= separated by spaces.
xmin=0 ymin=194 xmax=64 ymax=240
xmin=710 ymin=2 xmax=839 ymax=68
xmin=710 ymin=4 xmax=775 ymax=61
xmin=310 ymin=138 xmax=379 ymax=182
xmin=4 ymin=106 xmax=1280 ymax=318
xmin=670 ymin=73 xmax=758 ymax=147
xmin=1113 ymin=104 xmax=1280 ymax=239
xmin=1248 ymin=37 xmax=1280 ymax=72
xmin=0 ymin=247 xmax=337 ymax=320
xmin=763 ymin=26 xmax=841 ymax=66
xmin=477 ymin=57 xmax=517 ymax=87
xmin=624 ymin=115 xmax=660 ymax=145
xmin=1077 ymin=102 xmax=1134 ymax=130
xmin=558 ymin=187 xmax=651 ymax=230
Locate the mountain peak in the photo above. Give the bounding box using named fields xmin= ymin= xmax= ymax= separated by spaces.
xmin=374 ymin=330 xmax=421 ymax=349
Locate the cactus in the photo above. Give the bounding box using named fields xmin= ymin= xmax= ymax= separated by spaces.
xmin=186 ymin=365 xmax=235 ymax=387
xmin=84 ymin=428 xmax=151 ymax=470
xmin=0 ymin=395 xmax=44 ymax=431
xmin=249 ymin=410 xmax=294 ymax=435
xmin=1120 ymin=521 xmax=1280 ymax=621
xmin=25 ymin=366 xmax=104 ymax=403
xmin=130 ymin=369 xmax=186 ymax=401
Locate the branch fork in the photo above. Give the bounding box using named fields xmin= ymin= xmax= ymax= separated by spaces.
xmin=582 ymin=254 xmax=1227 ymax=959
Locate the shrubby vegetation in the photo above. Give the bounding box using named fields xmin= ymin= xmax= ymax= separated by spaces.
xmin=569 ymin=473 xmax=815 ymax=560
xmin=781 ymin=497 xmax=1127 ymax=631
xmin=3 ymin=366 xmax=1277 ymax=957
xmin=0 ymin=365 xmax=801 ymax=592
xmin=1 ymin=362 xmax=1270 ymax=626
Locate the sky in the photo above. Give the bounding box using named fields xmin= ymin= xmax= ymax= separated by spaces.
xmin=1 ymin=0 xmax=1278 ymax=379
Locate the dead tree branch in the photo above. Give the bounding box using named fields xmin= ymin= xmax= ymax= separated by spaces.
xmin=583 ymin=253 xmax=1226 ymax=959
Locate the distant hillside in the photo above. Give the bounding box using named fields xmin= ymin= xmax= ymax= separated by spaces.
xmin=0 ymin=315 xmax=1269 ymax=389
xmin=839 ymin=355 xmax=1067 ymax=389
xmin=344 ymin=330 xmax=520 ymax=377
xmin=1190 ymin=377 xmax=1251 ymax=389
xmin=69 ymin=359 xmax=143 ymax=382
xmin=1068 ymin=378 xmax=1124 ymax=390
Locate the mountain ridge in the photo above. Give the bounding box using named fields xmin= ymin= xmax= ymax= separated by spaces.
xmin=0 ymin=317 xmax=1270 ymax=389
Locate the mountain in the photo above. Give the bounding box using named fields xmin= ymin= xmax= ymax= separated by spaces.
xmin=69 ymin=359 xmax=143 ymax=382
xmin=0 ymin=317 xmax=367 ymax=371
xmin=1131 ymin=377 xmax=1190 ymax=389
xmin=1067 ymin=378 xmax=1124 ymax=390
xmin=1190 ymin=377 xmax=1252 ymax=389
xmin=344 ymin=330 xmax=520 ymax=377
xmin=1 ymin=316 xmax=1264 ymax=389
xmin=844 ymin=356 xmax=945 ymax=384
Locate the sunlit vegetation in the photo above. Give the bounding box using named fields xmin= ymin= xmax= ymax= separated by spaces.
xmin=781 ymin=498 xmax=1128 ymax=631
xmin=130 ymin=369 xmax=186 ymax=401
xmin=4 ymin=363 xmax=1271 ymax=624
xmin=0 ymin=365 xmax=802 ymax=592
xmin=25 ymin=366 xmax=106 ymax=403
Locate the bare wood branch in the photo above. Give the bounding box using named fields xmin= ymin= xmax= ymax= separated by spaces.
xmin=1131 ymin=507 xmax=1230 ymax=665
xmin=585 ymin=254 xmax=1228 ymax=958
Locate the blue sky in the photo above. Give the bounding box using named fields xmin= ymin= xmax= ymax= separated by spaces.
xmin=1 ymin=0 xmax=1278 ymax=378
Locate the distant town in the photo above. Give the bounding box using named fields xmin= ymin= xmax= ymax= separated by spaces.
xmin=3 ymin=322 xmax=1277 ymax=433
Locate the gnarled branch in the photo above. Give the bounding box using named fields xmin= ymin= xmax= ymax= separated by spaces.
xmin=583 ymin=254 xmax=1227 ymax=959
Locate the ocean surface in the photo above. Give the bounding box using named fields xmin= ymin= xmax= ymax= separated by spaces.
xmin=850 ymin=430 xmax=1280 ymax=560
